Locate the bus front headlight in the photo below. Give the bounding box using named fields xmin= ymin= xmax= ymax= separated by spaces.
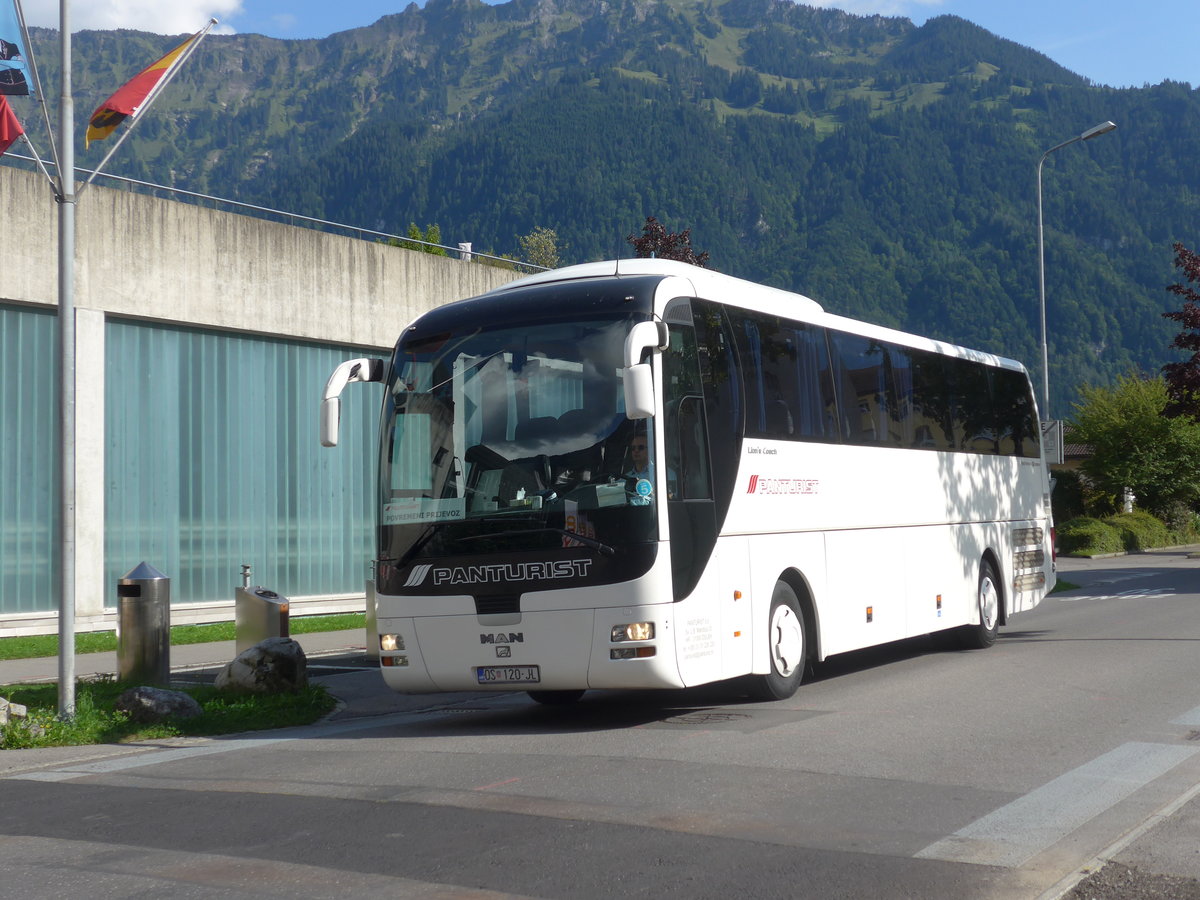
xmin=611 ymin=622 xmax=654 ymax=642
xmin=380 ymin=633 xmax=405 ymax=652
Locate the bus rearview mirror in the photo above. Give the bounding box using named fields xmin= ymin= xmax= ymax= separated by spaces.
xmin=319 ymin=397 xmax=341 ymax=447
xmin=624 ymin=363 xmax=655 ymax=419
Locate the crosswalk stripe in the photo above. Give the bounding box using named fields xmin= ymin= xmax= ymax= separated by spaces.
xmin=915 ymin=742 xmax=1198 ymax=868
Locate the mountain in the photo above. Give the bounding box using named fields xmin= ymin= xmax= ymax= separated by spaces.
xmin=12 ymin=0 xmax=1200 ymax=413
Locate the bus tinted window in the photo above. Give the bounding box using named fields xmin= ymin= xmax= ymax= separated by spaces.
xmin=951 ymin=358 xmax=996 ymax=454
xmin=887 ymin=345 xmax=913 ymax=446
xmin=691 ymin=302 xmax=743 ymax=526
xmin=728 ymin=313 xmax=1037 ymax=459
xmin=735 ymin=312 xmax=836 ymax=442
xmin=992 ymin=367 xmax=1041 ymax=458
xmin=830 ymin=333 xmax=891 ymax=445
xmin=910 ymin=351 xmax=955 ymax=451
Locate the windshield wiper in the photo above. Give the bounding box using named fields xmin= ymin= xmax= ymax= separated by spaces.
xmin=458 ymin=525 xmax=615 ymax=556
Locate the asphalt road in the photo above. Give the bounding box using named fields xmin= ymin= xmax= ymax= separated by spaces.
xmin=2 ymin=549 xmax=1199 ymax=899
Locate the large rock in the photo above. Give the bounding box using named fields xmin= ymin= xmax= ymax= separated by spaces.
xmin=115 ymin=686 xmax=203 ymax=724
xmin=215 ymin=637 xmax=308 ymax=694
xmin=1 ymin=696 xmax=28 ymax=726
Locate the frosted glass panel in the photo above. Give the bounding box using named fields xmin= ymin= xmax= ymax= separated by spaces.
xmin=0 ymin=304 xmax=58 ymax=613
xmin=105 ymin=320 xmax=381 ymax=606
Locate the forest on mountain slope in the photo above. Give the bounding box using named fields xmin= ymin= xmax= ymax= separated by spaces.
xmin=8 ymin=0 xmax=1200 ymax=412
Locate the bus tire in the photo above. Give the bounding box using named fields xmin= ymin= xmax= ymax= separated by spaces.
xmin=749 ymin=581 xmax=807 ymax=701
xmin=960 ymin=558 xmax=1000 ymax=649
xmin=527 ymin=690 xmax=585 ymax=705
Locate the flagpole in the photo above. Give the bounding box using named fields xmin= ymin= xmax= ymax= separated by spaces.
xmin=13 ymin=0 xmax=62 ymax=186
xmin=57 ymin=0 xmax=76 ymax=718
xmin=18 ymin=132 xmax=55 ymax=184
xmin=78 ymin=18 xmax=216 ymax=196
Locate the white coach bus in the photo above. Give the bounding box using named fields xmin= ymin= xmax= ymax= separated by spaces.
xmin=321 ymin=259 xmax=1055 ymax=703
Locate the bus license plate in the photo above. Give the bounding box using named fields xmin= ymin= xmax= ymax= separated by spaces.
xmin=476 ymin=665 xmax=540 ymax=684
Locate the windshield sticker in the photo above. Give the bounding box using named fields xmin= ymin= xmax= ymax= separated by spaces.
xmin=635 ymin=478 xmax=653 ymax=498
xmin=383 ymin=498 xmax=465 ymax=525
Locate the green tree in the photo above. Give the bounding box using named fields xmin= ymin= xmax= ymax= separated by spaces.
xmin=518 ymin=226 xmax=562 ymax=269
xmin=1068 ymin=375 xmax=1200 ymax=515
xmin=389 ymin=223 xmax=448 ymax=256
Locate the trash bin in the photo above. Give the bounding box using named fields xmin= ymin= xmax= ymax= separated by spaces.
xmin=235 ymin=586 xmax=290 ymax=654
xmin=116 ymin=562 xmax=171 ymax=684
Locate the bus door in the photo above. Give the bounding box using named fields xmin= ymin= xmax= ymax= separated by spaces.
xmin=663 ymin=300 xmax=753 ymax=678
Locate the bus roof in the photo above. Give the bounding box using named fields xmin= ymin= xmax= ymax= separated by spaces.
xmin=490 ymin=259 xmax=823 ymax=314
xmin=487 ymin=260 xmax=1027 ymax=375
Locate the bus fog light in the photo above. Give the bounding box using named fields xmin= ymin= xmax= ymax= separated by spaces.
xmin=611 ymin=648 xmax=636 ymax=660
xmin=381 ymin=655 xmax=409 ymax=667
xmin=380 ymin=633 xmax=404 ymax=652
xmin=611 ymin=622 xmax=654 ymax=642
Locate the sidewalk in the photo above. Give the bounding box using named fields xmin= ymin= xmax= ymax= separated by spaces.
xmin=0 ymin=628 xmax=372 ymax=687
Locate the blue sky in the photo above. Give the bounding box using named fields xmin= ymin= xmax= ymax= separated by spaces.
xmin=18 ymin=0 xmax=1198 ymax=90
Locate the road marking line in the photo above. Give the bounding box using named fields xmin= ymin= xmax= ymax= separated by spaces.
xmin=1171 ymin=704 xmax=1200 ymax=727
xmin=1036 ymin=777 xmax=1200 ymax=900
xmin=475 ymin=777 xmax=522 ymax=791
xmin=916 ymin=742 xmax=1198 ymax=868
xmin=1058 ymin=589 xmax=1173 ymax=603
xmin=1 ymin=709 xmax=445 ymax=782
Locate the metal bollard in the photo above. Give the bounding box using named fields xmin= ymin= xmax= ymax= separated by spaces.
xmin=365 ymin=577 xmax=378 ymax=660
xmin=116 ymin=562 xmax=171 ymax=684
xmin=235 ymin=584 xmax=290 ymax=654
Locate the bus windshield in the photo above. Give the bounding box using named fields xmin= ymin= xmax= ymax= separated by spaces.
xmin=379 ymin=313 xmax=659 ymax=564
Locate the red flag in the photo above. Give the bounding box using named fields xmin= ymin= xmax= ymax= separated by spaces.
xmin=85 ymin=30 xmax=200 ymax=147
xmin=0 ymin=94 xmax=22 ymax=156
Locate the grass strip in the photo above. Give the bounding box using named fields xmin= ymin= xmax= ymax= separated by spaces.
xmin=0 ymin=613 xmax=366 ymax=661
xmin=0 ymin=678 xmax=337 ymax=749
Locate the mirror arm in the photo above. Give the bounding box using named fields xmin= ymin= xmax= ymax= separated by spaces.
xmin=320 ymin=357 xmax=387 ymax=448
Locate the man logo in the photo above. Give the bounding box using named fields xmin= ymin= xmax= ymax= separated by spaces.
xmin=480 ymin=633 xmax=524 ymax=644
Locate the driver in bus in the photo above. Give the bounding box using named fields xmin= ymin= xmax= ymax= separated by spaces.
xmin=624 ymin=429 xmax=678 ymax=504
xmin=625 ymin=432 xmax=654 ymax=505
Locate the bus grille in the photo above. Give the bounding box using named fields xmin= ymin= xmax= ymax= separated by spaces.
xmin=1012 ymin=527 xmax=1044 ymax=546
xmin=475 ymin=594 xmax=521 ymax=615
xmin=1013 ymin=549 xmax=1046 ymax=569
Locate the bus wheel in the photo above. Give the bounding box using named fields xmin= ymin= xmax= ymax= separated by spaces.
xmin=960 ymin=559 xmax=1000 ymax=649
xmin=527 ymin=690 xmax=585 ymax=705
xmin=750 ymin=582 xmax=806 ymax=701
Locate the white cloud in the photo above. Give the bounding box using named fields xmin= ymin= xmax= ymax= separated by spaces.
xmin=269 ymin=14 xmax=299 ymax=33
xmin=804 ymin=0 xmax=946 ymax=17
xmin=19 ymin=0 xmax=243 ymax=34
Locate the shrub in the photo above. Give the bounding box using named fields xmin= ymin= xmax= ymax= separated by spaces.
xmin=1157 ymin=501 xmax=1200 ymax=543
xmin=1051 ymin=469 xmax=1086 ymax=522
xmin=1056 ymin=517 xmax=1122 ymax=556
xmin=1105 ymin=511 xmax=1171 ymax=551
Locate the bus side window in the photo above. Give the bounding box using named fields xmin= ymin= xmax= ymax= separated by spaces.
xmin=692 ymin=301 xmax=742 ymax=524
xmin=830 ymin=332 xmax=889 ymax=445
xmin=664 ymin=320 xmax=713 ymax=501
xmin=910 ymin=352 xmax=955 ymax=451
xmin=886 ymin=345 xmax=914 ymax=446
xmin=989 ymin=367 xmax=1041 ymax=458
xmin=952 ymin=359 xmax=997 ymax=454
xmin=669 ymin=395 xmax=712 ymax=500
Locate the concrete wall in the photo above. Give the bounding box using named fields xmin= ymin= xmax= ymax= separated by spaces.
xmin=3 ymin=164 xmax=517 ymax=347
xmin=1 ymin=164 xmax=520 ymax=636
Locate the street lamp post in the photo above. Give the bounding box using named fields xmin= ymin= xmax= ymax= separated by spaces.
xmin=1036 ymin=120 xmax=1117 ymax=417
